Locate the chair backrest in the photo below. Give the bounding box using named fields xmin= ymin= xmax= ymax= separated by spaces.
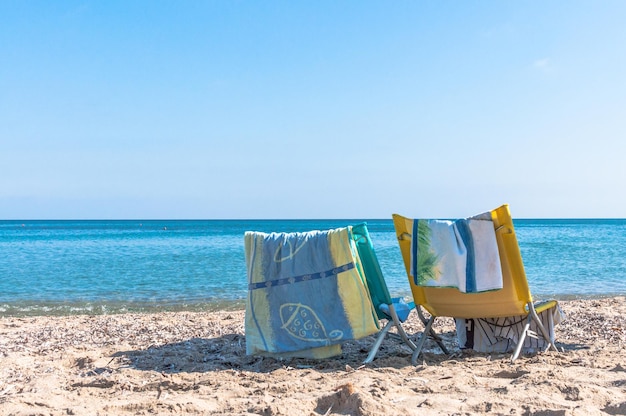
xmin=392 ymin=204 xmax=534 ymax=319
xmin=350 ymin=223 xmax=393 ymax=320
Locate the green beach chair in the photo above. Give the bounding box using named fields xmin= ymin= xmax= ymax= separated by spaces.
xmin=350 ymin=223 xmax=418 ymax=363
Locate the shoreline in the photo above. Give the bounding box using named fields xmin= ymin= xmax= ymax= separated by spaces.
xmin=0 ymin=292 xmax=623 ymax=318
xmin=0 ymin=299 xmax=248 ymax=318
xmin=1 ymin=297 xmax=625 ymax=415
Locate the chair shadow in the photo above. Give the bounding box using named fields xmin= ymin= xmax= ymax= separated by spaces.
xmin=555 ymin=342 xmax=590 ymax=351
xmin=106 ymin=330 xmax=455 ymax=374
xmin=105 ymin=329 xmax=580 ymax=375
xmin=111 ymin=334 xmax=258 ymax=374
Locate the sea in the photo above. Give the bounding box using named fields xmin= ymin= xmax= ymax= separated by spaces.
xmin=1 ymin=219 xmax=625 ymax=317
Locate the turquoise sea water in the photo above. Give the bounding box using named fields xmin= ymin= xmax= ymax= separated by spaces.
xmin=1 ymin=219 xmax=625 ymax=316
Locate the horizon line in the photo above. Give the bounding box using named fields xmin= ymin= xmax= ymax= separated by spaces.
xmin=3 ymin=217 xmax=626 ymax=221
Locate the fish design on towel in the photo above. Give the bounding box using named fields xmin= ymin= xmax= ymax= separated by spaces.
xmin=244 ymin=227 xmax=379 ymax=359
xmin=280 ymin=303 xmax=343 ymax=344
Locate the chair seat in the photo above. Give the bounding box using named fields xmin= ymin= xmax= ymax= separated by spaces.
xmin=379 ymin=298 xmax=415 ymax=322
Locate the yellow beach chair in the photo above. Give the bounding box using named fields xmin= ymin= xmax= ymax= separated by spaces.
xmin=392 ymin=204 xmax=560 ymax=363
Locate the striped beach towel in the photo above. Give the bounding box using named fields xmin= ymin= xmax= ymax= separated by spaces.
xmin=455 ymin=304 xmax=564 ymax=353
xmin=244 ymin=227 xmax=379 ymax=359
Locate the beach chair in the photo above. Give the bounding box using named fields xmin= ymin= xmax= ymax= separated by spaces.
xmin=349 ymin=223 xmax=419 ymax=363
xmin=392 ymin=204 xmax=560 ymax=363
xmin=244 ymin=226 xmax=380 ymax=359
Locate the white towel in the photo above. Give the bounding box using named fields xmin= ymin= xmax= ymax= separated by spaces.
xmin=410 ymin=212 xmax=503 ymax=293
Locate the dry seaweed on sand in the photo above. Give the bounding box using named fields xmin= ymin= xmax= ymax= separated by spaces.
xmin=0 ymin=298 xmax=624 ymax=415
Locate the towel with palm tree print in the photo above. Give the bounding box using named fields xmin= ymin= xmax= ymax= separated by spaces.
xmin=410 ymin=212 xmax=503 ymax=293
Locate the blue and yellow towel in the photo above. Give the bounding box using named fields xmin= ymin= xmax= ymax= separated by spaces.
xmin=244 ymin=227 xmax=379 ymax=358
xmin=411 ymin=212 xmax=503 ymax=293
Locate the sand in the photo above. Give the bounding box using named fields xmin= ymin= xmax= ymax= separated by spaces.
xmin=1 ymin=297 xmax=625 ymax=416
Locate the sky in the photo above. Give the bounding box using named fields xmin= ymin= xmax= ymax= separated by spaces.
xmin=1 ymin=1 xmax=626 ymax=219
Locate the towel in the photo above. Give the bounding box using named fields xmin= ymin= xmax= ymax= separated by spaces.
xmin=455 ymin=304 xmax=564 ymax=353
xmin=410 ymin=212 xmax=503 ymax=293
xmin=244 ymin=227 xmax=379 ymax=359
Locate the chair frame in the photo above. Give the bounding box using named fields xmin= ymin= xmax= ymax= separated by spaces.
xmin=363 ymin=299 xmax=416 ymax=363
xmin=392 ymin=204 xmax=559 ymax=364
xmin=349 ymin=223 xmax=419 ymax=363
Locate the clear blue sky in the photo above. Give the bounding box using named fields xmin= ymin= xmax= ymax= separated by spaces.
xmin=1 ymin=1 xmax=625 ymax=219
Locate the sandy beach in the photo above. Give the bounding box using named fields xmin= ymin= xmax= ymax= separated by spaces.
xmin=1 ymin=297 xmax=624 ymax=416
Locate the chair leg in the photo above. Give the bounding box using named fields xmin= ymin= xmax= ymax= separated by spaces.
xmin=511 ymin=304 xmax=559 ymax=362
xmin=412 ymin=315 xmax=435 ymax=365
xmin=431 ymin=332 xmax=449 ymax=355
xmin=511 ymin=316 xmax=531 ymax=362
xmin=528 ymin=303 xmax=558 ymax=352
xmin=363 ymin=320 xmax=393 ymax=364
xmin=394 ymin=321 xmax=418 ymax=351
xmin=416 ymin=307 xmax=449 ymax=355
xmin=364 ymin=305 xmax=420 ymax=363
xmin=387 ymin=304 xmax=417 ymax=351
